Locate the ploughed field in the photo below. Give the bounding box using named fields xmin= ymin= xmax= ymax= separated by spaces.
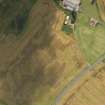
xmin=0 ymin=0 xmax=85 ymax=105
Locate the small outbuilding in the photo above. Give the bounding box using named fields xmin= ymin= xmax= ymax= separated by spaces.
xmin=89 ymin=17 xmax=98 ymax=27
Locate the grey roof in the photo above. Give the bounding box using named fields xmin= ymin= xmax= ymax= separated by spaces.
xmin=63 ymin=0 xmax=80 ymax=11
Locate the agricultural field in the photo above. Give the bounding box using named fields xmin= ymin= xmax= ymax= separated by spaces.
xmin=97 ymin=0 xmax=105 ymax=21
xmin=0 ymin=0 xmax=37 ymax=35
xmin=75 ymin=0 xmax=105 ymax=63
xmin=0 ymin=0 xmax=86 ymax=105
xmin=1 ymin=0 xmax=105 ymax=105
xmin=64 ymin=63 xmax=105 ymax=105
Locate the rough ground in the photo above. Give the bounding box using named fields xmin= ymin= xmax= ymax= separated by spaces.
xmin=0 ymin=0 xmax=86 ymax=105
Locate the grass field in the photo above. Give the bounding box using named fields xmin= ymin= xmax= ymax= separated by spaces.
xmin=75 ymin=0 xmax=105 ymax=64
xmin=64 ymin=64 xmax=105 ymax=105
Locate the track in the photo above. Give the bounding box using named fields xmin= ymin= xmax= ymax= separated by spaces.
xmin=97 ymin=0 xmax=105 ymax=21
xmin=52 ymin=53 xmax=105 ymax=105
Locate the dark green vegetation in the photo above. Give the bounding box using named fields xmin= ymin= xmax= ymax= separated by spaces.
xmin=53 ymin=0 xmax=63 ymax=9
xmin=62 ymin=24 xmax=73 ymax=34
xmin=0 ymin=0 xmax=37 ymax=35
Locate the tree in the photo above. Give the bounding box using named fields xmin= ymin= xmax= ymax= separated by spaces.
xmin=71 ymin=11 xmax=77 ymax=24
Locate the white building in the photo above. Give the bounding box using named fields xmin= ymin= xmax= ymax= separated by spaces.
xmin=63 ymin=0 xmax=81 ymax=12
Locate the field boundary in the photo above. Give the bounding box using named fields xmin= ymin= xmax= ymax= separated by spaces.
xmin=52 ymin=53 xmax=105 ymax=105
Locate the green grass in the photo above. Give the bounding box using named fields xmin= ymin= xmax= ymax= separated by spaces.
xmin=75 ymin=0 xmax=105 ymax=64
xmin=62 ymin=24 xmax=73 ymax=34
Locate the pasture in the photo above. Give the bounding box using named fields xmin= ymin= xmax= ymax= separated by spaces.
xmin=75 ymin=0 xmax=105 ymax=64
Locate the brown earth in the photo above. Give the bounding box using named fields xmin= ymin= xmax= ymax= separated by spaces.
xmin=0 ymin=0 xmax=86 ymax=105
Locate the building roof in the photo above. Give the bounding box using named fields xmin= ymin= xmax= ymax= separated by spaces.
xmin=63 ymin=0 xmax=80 ymax=11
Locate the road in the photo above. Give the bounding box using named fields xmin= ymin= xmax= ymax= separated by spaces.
xmin=52 ymin=53 xmax=105 ymax=105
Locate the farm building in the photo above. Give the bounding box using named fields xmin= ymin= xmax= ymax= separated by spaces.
xmin=63 ymin=0 xmax=81 ymax=12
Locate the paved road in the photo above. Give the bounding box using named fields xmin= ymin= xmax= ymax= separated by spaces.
xmin=52 ymin=54 xmax=105 ymax=105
